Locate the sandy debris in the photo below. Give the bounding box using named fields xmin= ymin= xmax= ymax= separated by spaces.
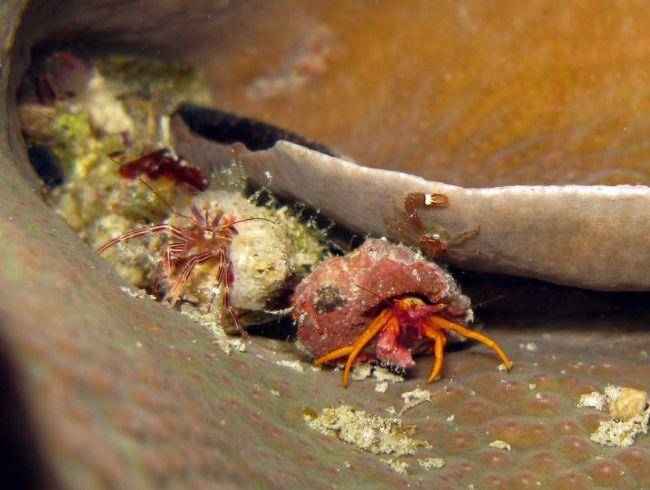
xmin=528 ymin=383 xmax=537 ymax=391
xmin=488 ymin=440 xmax=512 ymax=451
xmin=400 ymin=387 xmax=431 ymax=414
xmin=446 ymin=414 xmax=455 ymax=422
xmin=519 ymin=342 xmax=538 ymax=351
xmin=497 ymin=362 xmax=510 ymax=372
xmin=350 ymin=364 xmax=405 ymax=384
xmin=381 ymin=457 xmax=409 ymax=474
xmin=578 ymin=392 xmax=607 ymax=411
xmin=374 ymin=367 xmax=405 ymax=383
xmin=578 ymin=385 xmax=649 ymax=447
xmin=181 ymin=307 xmax=245 ymax=354
xmin=228 ymin=339 xmax=246 ymax=353
xmin=350 ymin=364 xmax=373 ymax=381
xmin=375 ymin=382 xmax=389 ymax=393
xmin=419 ymin=457 xmax=446 ymax=470
xmin=273 ymin=359 xmax=305 ymax=372
xmin=303 ymin=404 xmax=431 ymax=456
xmin=270 ymin=389 xmax=280 ymax=397
xmin=120 ymin=285 xmax=156 ymax=300
xmin=591 ymin=414 xmax=649 ymax=447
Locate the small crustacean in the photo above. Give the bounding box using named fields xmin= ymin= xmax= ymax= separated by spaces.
xmin=292 ymin=239 xmax=511 ymax=387
xmin=98 ymin=202 xmax=254 ymax=331
xmin=403 ymin=192 xmax=449 ymax=229
xmin=387 ymin=191 xmax=452 ymax=259
xmin=392 ymin=191 xmax=480 ymax=260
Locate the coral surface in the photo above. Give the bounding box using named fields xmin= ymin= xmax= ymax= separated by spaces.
xmin=10 ymin=39 xmax=650 ymax=490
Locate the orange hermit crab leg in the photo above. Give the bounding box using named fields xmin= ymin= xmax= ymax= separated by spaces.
xmin=313 ymin=309 xmax=392 ymax=374
xmin=423 ymin=326 xmax=447 ymax=383
xmin=429 ymin=315 xmax=512 ymax=370
xmin=313 ymin=346 xmax=354 ymax=366
xmin=342 ymin=310 xmax=395 ymax=388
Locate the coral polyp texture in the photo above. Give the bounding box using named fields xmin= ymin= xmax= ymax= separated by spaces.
xmin=292 ymin=238 xmax=511 ymax=386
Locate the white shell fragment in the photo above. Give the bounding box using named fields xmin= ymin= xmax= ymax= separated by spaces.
xmin=578 ymin=385 xmax=649 ymax=447
xmin=488 ymin=440 xmax=512 ymax=451
xmin=240 ymin=141 xmax=650 ymax=291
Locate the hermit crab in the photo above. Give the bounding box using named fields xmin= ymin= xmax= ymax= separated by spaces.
xmin=97 ymin=148 xmax=329 ymax=333
xmin=97 ymin=150 xmax=274 ymax=332
xmin=292 ymin=238 xmax=512 ymax=387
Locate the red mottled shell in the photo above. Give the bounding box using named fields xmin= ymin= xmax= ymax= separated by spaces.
xmin=292 ymin=238 xmax=472 ymax=361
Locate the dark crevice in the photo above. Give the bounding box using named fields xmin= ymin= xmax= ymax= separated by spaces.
xmin=452 ymin=267 xmax=650 ymax=325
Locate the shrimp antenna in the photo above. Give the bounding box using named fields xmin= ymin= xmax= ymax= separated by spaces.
xmin=228 ymin=216 xmax=276 ymax=227
xmin=107 ymin=152 xmax=192 ymax=221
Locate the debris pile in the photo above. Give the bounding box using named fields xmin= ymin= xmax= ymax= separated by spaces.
xmin=302 ymin=404 xmax=430 ymax=456
xmin=578 ymin=385 xmax=649 ymax=447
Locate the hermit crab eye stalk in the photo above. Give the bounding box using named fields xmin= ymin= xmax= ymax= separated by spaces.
xmin=292 ymin=238 xmax=513 ymax=388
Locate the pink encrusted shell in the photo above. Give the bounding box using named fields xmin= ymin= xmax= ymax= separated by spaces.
xmin=292 ymin=238 xmax=472 ymax=362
